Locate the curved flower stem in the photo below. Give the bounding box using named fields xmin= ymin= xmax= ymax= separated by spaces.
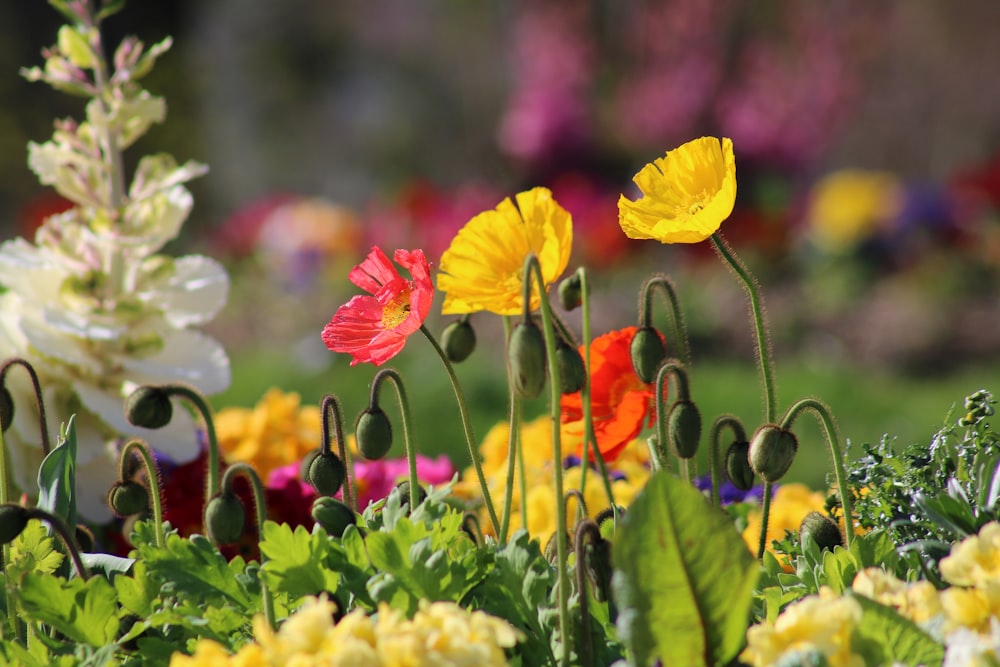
xmin=1 ymin=358 xmax=52 ymax=454
xmin=756 ymin=481 xmax=774 ymax=560
xmin=638 ymin=275 xmax=691 ymax=368
xmin=708 ymin=415 xmax=747 ymax=507
xmin=462 ymin=511 xmax=483 ymax=546
xmin=780 ymin=398 xmax=855 ymax=550
xmin=653 ymin=360 xmax=693 ymax=479
xmin=118 ymin=439 xmax=165 ymax=548
xmin=710 ymin=233 xmax=777 ymax=424
xmin=577 ymin=268 xmax=617 ymax=519
xmin=159 ymin=384 xmax=222 ymax=511
xmin=219 ymin=463 xmax=275 ymax=630
xmin=499 ymin=317 xmax=521 ymax=545
xmin=574 ymin=518 xmax=602 ymax=667
xmin=23 ymin=507 xmax=89 ymax=580
xmin=369 ymin=369 xmax=420 ymax=511
xmin=420 ymin=326 xmax=500 ymax=535
xmin=321 ymin=394 xmax=355 ymax=512
xmin=520 ymin=253 xmax=571 ymax=667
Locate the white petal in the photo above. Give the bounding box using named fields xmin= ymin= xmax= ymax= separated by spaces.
xmin=20 ymin=315 xmax=104 ymax=376
xmin=0 ymin=239 xmax=68 ymax=299
xmin=118 ymin=329 xmax=230 ymax=395
xmin=139 ymin=255 xmax=229 ymax=327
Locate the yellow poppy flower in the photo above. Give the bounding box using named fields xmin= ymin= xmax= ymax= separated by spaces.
xmin=618 ymin=136 xmax=737 ymax=244
xmin=438 ymin=187 xmax=572 ymax=315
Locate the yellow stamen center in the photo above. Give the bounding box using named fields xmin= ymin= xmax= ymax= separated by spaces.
xmin=381 ymin=288 xmax=412 ymax=329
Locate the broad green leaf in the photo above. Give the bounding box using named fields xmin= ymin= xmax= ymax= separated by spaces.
xmin=850 ymin=593 xmax=944 ymax=667
xmin=18 ymin=571 xmax=120 ymax=646
xmin=114 ymin=561 xmax=156 ymax=616
xmin=36 ymin=416 xmax=78 ymax=529
xmin=611 ymin=472 xmax=759 ymax=667
xmin=259 ymin=522 xmax=339 ymax=598
xmin=820 ymin=546 xmax=860 ymax=594
xmin=139 ymin=533 xmax=254 ymax=610
xmin=8 ymin=519 xmax=63 ymax=576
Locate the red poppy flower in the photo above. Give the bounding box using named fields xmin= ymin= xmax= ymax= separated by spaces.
xmin=561 ymin=326 xmax=659 ymax=462
xmin=322 ymin=246 xmax=434 ymax=366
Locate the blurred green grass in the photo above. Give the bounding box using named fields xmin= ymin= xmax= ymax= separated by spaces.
xmin=211 ymin=343 xmax=991 ymax=491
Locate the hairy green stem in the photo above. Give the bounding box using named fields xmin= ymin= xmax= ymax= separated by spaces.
xmin=499 ymin=317 xmax=520 ymax=545
xmin=1 ymin=358 xmax=52 ymax=454
xmin=161 ymin=384 xmax=222 ymax=512
xmin=420 ymin=326 xmax=500 ymax=535
xmin=369 ymin=369 xmax=420 ymax=511
xmin=708 ymin=415 xmax=747 ymax=507
xmin=219 ymin=463 xmax=275 ymax=629
xmin=780 ymin=398 xmax=855 ymax=550
xmin=638 ymin=275 xmax=691 ymax=368
xmin=574 ymin=519 xmax=601 ymax=667
xmin=653 ymin=360 xmax=692 ymax=476
xmin=118 ymin=439 xmax=165 ymax=548
xmin=757 ymin=481 xmax=774 ymax=560
xmin=321 ymin=394 xmax=355 ymax=512
xmin=711 ymin=233 xmax=777 ymax=424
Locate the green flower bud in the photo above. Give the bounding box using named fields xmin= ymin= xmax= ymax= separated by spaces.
xmin=668 ymin=400 xmax=702 ymax=459
xmin=107 ymin=480 xmax=149 ymax=517
xmin=204 ymin=492 xmax=246 ymax=545
xmin=125 ymin=386 xmax=173 ymax=429
xmin=556 ymin=341 xmax=587 ymax=395
xmin=311 ymin=496 xmax=356 ymax=538
xmin=0 ymin=386 xmax=13 ymax=432
xmin=799 ymin=511 xmax=844 ymax=553
xmin=307 ymin=452 xmax=347 ymax=496
xmin=441 ymin=318 xmax=477 ymax=363
xmin=393 ymin=480 xmax=427 ymax=512
xmin=509 ymin=320 xmax=547 ymax=399
xmin=0 ymin=504 xmax=29 ymax=544
xmin=724 ymin=440 xmax=756 ymax=491
xmin=557 ymin=274 xmax=584 ymax=311
xmin=300 ymin=448 xmax=320 ymax=485
xmin=748 ymin=425 xmax=798 ymax=483
xmin=356 ymin=408 xmax=393 ymax=460
xmin=630 ymin=326 xmax=666 ymax=383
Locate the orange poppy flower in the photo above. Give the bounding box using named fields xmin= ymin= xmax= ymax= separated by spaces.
xmin=560 ymin=326 xmax=659 ymax=463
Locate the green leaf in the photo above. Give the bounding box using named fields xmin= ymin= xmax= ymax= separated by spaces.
xmin=8 ymin=519 xmax=64 ymax=576
xmin=259 ymin=522 xmax=339 ymax=599
xmin=114 ymin=561 xmax=156 ymax=617
xmin=850 ymin=593 xmax=944 ymax=667
xmin=36 ymin=416 xmax=78 ymax=529
xmin=139 ymin=533 xmax=255 ymax=610
xmin=18 ymin=572 xmax=120 ymax=646
xmin=611 ymin=472 xmax=759 ymax=667
xmin=80 ymin=553 xmax=135 ymax=579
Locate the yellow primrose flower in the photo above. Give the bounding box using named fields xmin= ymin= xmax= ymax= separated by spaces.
xmin=618 ymin=136 xmax=737 ymax=244
xmin=741 ymin=587 xmax=865 ymax=667
xmin=851 ymin=567 xmax=942 ymax=624
xmin=940 ymin=522 xmax=1000 ymax=590
xmin=438 ymin=187 xmax=573 ymax=316
xmin=215 ymin=388 xmax=321 ymax=481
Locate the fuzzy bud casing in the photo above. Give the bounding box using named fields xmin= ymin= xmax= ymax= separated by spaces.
xmin=125 ymin=386 xmax=173 ymax=429
xmin=556 ymin=341 xmax=587 ymax=395
xmin=724 ymin=441 xmax=756 ymax=491
xmin=204 ymin=492 xmax=246 ymax=545
xmin=0 ymin=504 xmax=29 ymax=544
xmin=311 ymin=497 xmax=356 ymax=538
xmin=748 ymin=425 xmax=798 ymax=483
xmin=356 ymin=408 xmax=393 ymax=460
xmin=393 ymin=480 xmax=427 ymax=512
xmin=557 ymin=274 xmax=584 ymax=311
xmin=441 ymin=318 xmax=477 ymax=363
xmin=668 ymin=400 xmax=702 ymax=459
xmin=307 ymin=452 xmax=347 ymax=496
xmin=630 ymin=326 xmax=665 ymax=383
xmin=108 ymin=480 xmax=149 ymax=517
xmin=799 ymin=511 xmax=844 ymax=552
xmin=509 ymin=320 xmax=547 ymax=399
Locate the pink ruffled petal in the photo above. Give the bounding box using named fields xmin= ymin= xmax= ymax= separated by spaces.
xmin=349 ymin=246 xmax=401 ymax=295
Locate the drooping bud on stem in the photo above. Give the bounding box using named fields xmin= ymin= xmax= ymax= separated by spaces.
xmin=800 ymin=511 xmax=844 ymax=553
xmin=204 ymin=491 xmax=245 ymax=546
xmin=630 ymin=326 xmax=666 ymax=384
xmin=724 ymin=440 xmax=756 ymax=491
xmin=311 ymin=496 xmax=356 ymax=538
xmin=107 ymin=480 xmax=149 ymax=517
xmin=306 ymin=452 xmax=346 ymax=496
xmin=748 ymin=424 xmax=798 ymax=483
xmin=440 ymin=316 xmax=477 ymax=363
xmin=508 ymin=319 xmax=547 ymax=399
xmin=356 ymin=407 xmax=393 ymax=460
xmin=668 ymin=400 xmax=702 ymax=459
xmin=557 ymin=271 xmax=584 ymax=311
xmin=0 ymin=358 xmax=52 ymax=453
xmin=124 ymin=386 xmax=173 ymax=429
xmin=393 ymin=480 xmax=427 ymax=513
xmin=555 ymin=339 xmax=587 ymax=395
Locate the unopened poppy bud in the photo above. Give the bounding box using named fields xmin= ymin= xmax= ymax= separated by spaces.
xmin=668 ymin=400 xmax=702 ymax=459
xmin=556 ymin=341 xmax=587 ymax=395
xmin=748 ymin=425 xmax=798 ymax=483
xmin=724 ymin=441 xmax=755 ymax=490
xmin=393 ymin=480 xmax=427 ymax=512
xmin=630 ymin=326 xmax=665 ymax=383
xmin=441 ymin=318 xmax=477 ymax=363
xmin=107 ymin=480 xmax=149 ymax=517
xmin=557 ymin=274 xmax=584 ymax=311
xmin=204 ymin=492 xmax=245 ymax=545
xmin=0 ymin=504 xmax=29 ymax=544
xmin=311 ymin=496 xmax=356 ymax=538
xmin=125 ymin=386 xmax=172 ymax=429
xmin=509 ymin=320 xmax=547 ymax=399
xmin=300 ymin=449 xmax=320 ymax=485
xmin=307 ymin=452 xmax=347 ymax=496
xmin=356 ymin=408 xmax=393 ymax=460
xmin=799 ymin=511 xmax=844 ymax=552
xmin=0 ymin=387 xmax=13 ymax=432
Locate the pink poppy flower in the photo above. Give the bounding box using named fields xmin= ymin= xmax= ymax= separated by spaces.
xmin=322 ymin=246 xmax=434 ymax=366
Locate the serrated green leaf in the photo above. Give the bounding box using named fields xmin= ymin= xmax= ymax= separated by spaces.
xmin=139 ymin=532 xmax=254 ymax=610
xmin=850 ymin=592 xmax=944 ymax=667
xmin=8 ymin=519 xmax=64 ymax=576
xmin=36 ymin=416 xmax=78 ymax=529
xmin=611 ymin=472 xmax=759 ymax=667
xmin=820 ymin=546 xmax=860 ymax=594
xmin=18 ymin=572 xmax=120 ymax=646
xmin=259 ymin=522 xmax=339 ymax=599
xmin=115 ymin=561 xmax=155 ymax=616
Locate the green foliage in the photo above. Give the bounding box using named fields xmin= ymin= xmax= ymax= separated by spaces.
xmin=7 ymin=519 xmax=64 ymax=577
xmin=18 ymin=572 xmax=120 ymax=646
xmin=850 ymin=593 xmax=944 ymax=667
xmin=611 ymin=471 xmax=759 ymax=667
xmin=36 ymin=417 xmax=78 ymax=531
